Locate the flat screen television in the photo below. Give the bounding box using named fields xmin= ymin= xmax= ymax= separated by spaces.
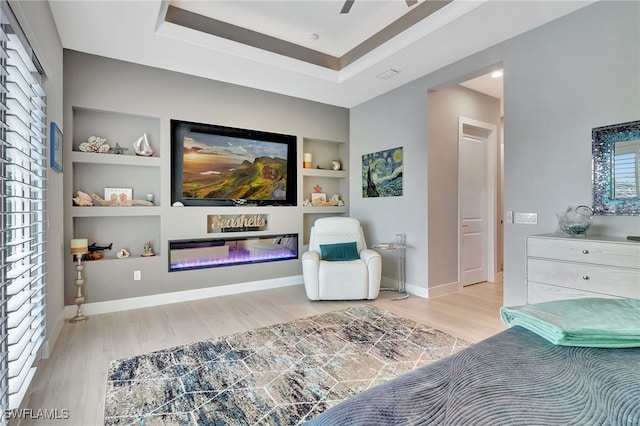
xmin=171 ymin=119 xmax=297 ymax=206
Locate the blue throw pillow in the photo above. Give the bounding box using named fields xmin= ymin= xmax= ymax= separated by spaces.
xmin=320 ymin=242 xmax=359 ymax=261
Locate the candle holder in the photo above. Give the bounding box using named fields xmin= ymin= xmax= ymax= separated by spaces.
xmin=303 ymin=152 xmax=313 ymax=168
xmin=69 ymin=251 xmax=89 ymax=323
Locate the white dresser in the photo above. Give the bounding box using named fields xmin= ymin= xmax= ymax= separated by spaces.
xmin=526 ymin=234 xmax=640 ymax=304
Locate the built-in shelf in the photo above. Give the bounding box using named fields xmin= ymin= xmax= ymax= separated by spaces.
xmin=69 ymin=107 xmax=163 ymax=265
xmin=300 ymin=137 xmax=349 ymax=245
xmin=81 ymin=253 xmax=164 ymax=267
xmin=71 ymin=206 xmax=162 ymax=217
xmin=83 ymin=254 xmax=163 ymax=263
xmin=301 ymin=168 xmax=348 ymax=178
xmin=71 ymin=151 xmax=161 ymax=167
xmin=303 ymin=206 xmax=348 ymax=214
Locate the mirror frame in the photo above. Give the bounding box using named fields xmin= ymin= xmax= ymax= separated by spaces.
xmin=592 ymin=120 xmax=640 ymax=215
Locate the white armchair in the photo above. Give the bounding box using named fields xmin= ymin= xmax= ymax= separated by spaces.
xmin=302 ymin=217 xmax=382 ymax=300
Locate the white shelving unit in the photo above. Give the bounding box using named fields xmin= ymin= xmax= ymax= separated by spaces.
xmin=69 ymin=107 xmax=162 ymax=258
xmin=301 ymin=137 xmax=349 ymax=244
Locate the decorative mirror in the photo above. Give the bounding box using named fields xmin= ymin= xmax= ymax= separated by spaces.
xmin=592 ymin=120 xmax=640 ymax=215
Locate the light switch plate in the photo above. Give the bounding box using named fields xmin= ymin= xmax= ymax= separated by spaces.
xmin=515 ymin=212 xmax=538 ymax=224
xmin=506 ymin=210 xmax=513 ymax=224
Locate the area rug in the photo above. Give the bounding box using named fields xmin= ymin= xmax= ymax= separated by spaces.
xmin=104 ymin=306 xmax=470 ymax=425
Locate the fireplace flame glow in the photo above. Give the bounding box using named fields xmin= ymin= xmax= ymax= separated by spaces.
xmin=169 ymin=234 xmax=298 ymax=272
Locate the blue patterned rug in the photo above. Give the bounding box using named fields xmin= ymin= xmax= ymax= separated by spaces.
xmin=104 ymin=306 xmax=470 ymax=425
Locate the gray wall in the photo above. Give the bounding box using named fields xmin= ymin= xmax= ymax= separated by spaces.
xmin=427 ymin=85 xmax=501 ymax=288
xmin=349 ymin=0 xmax=640 ymax=305
xmin=350 ymin=82 xmax=429 ymax=291
xmin=10 ymin=1 xmax=65 ymax=353
xmin=63 ymin=51 xmax=349 ymax=304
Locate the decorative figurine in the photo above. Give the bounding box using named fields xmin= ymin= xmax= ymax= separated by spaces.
xmin=84 ymin=242 xmax=112 ymax=261
xmin=313 ymin=184 xmax=322 ymax=193
xmin=116 ymin=248 xmax=130 ymax=259
xmin=142 ymin=242 xmax=155 ymax=257
xmin=112 ymin=143 xmax=128 ymax=155
xmin=89 ymin=242 xmax=113 ymax=252
xmin=331 ymin=160 xmax=341 ymax=171
xmin=133 ymin=133 xmax=154 ymax=156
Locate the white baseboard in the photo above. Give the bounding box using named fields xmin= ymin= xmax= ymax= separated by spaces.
xmin=41 ymin=312 xmax=65 ymax=359
xmin=380 ymin=276 xmax=427 ymax=299
xmin=407 ymin=282 xmax=428 ymax=298
xmin=427 ymin=281 xmax=461 ymax=298
xmin=64 ymin=275 xmax=303 ymax=318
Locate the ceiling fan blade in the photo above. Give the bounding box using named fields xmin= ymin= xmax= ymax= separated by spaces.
xmin=405 ymin=0 xmax=418 ymax=6
xmin=340 ymin=0 xmax=355 ymax=14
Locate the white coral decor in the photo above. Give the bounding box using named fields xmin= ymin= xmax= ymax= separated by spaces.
xmin=79 ymin=136 xmax=110 ymax=153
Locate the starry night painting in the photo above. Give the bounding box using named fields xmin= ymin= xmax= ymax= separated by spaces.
xmin=362 ymin=147 xmax=403 ymax=198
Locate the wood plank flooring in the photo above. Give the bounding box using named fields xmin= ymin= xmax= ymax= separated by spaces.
xmin=22 ymin=280 xmax=504 ymax=425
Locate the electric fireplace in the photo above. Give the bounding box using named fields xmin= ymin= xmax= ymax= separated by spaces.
xmin=169 ymin=234 xmax=298 ymax=272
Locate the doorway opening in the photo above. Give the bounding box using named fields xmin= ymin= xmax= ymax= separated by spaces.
xmin=426 ymin=65 xmax=504 ymax=296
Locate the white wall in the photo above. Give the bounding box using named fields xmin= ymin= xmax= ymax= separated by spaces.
xmin=9 ymin=0 xmax=65 ymax=355
xmin=350 ymin=1 xmax=640 ymax=305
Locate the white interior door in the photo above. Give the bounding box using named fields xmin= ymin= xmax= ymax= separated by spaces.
xmin=458 ymin=118 xmax=497 ymax=286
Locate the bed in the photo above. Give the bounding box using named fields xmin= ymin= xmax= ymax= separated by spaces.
xmin=307 ymin=299 xmax=640 ymax=425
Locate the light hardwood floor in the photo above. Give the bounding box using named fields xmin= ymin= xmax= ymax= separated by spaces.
xmin=22 ymin=279 xmax=504 ymax=425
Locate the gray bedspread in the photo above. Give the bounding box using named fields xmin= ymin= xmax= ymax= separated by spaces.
xmin=306 ymin=326 xmax=640 ymax=425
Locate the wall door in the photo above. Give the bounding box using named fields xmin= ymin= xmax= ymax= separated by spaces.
xmin=458 ymin=117 xmax=497 ymax=286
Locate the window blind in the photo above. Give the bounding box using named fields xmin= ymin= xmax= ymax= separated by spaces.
xmin=0 ymin=3 xmax=47 ymax=414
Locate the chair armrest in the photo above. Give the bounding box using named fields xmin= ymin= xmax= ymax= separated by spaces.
xmin=302 ymin=250 xmax=320 ymax=263
xmin=360 ymin=249 xmax=382 ymax=299
xmin=302 ymin=250 xmax=321 ymax=300
xmin=360 ymin=249 xmax=380 ymax=265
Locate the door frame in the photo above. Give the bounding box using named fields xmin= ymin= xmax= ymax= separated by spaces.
xmin=457 ymin=116 xmax=498 ymax=285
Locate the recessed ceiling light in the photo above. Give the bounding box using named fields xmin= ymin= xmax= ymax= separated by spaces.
xmin=308 ymin=33 xmax=320 ymax=41
xmin=377 ymin=69 xmax=400 ymax=80
xmin=491 ymin=70 xmax=503 ymax=78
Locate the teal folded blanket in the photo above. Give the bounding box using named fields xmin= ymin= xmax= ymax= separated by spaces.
xmin=500 ymin=298 xmax=640 ymax=348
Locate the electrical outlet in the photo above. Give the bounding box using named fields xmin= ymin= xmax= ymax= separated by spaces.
xmin=134 ymin=270 xmax=141 ymax=281
xmin=515 ymin=212 xmax=538 ymax=224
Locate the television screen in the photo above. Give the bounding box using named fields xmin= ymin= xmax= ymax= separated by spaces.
xmin=171 ymin=120 xmax=297 ymax=206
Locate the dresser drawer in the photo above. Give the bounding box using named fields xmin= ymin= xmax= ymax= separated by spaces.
xmin=527 ymin=258 xmax=640 ymax=299
xmin=527 ymin=282 xmax=627 ymax=304
xmin=527 ymin=237 xmax=640 ymax=268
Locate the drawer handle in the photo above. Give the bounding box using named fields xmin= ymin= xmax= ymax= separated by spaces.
xmin=582 ymin=275 xmax=590 ymax=280
xmin=582 ymin=250 xmax=589 ymax=254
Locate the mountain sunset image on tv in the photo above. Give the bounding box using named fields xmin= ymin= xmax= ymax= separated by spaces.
xmin=171 ymin=120 xmax=297 ymax=206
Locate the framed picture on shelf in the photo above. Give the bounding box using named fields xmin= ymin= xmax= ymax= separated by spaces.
xmin=50 ymin=122 xmax=63 ymax=173
xmin=311 ymin=192 xmax=327 ymax=203
xmin=104 ymin=187 xmax=133 ymax=203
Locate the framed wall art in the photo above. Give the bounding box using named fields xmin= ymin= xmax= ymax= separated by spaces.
xmin=362 ymin=147 xmax=403 ymax=198
xmin=50 ymin=122 xmax=63 ymax=173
